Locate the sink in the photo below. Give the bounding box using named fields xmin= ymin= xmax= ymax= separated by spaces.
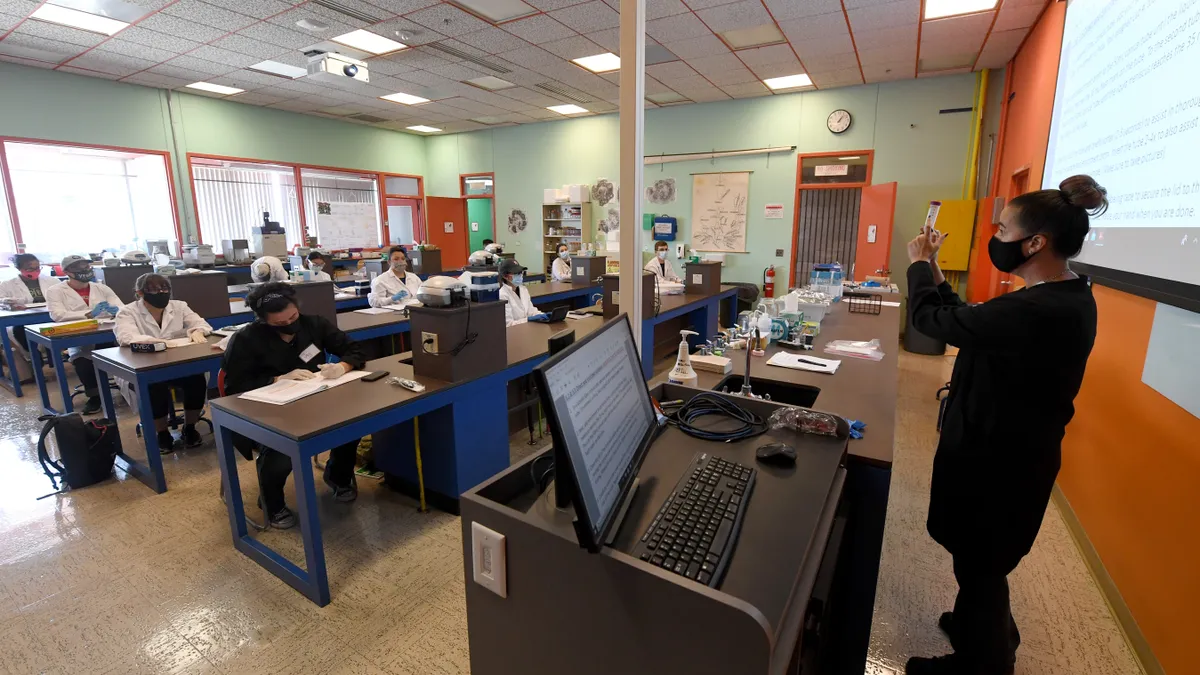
xmin=713 ymin=375 xmax=819 ymax=407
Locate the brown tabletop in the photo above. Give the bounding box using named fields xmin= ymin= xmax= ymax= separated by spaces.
xmin=90 ymin=336 xmax=225 ymax=373
xmin=525 ymin=280 xmax=600 ymax=300
xmin=23 ymin=322 xmax=115 ymax=340
xmin=612 ymin=284 xmax=738 ymax=315
xmin=654 ymin=302 xmax=901 ymax=467
xmin=506 ymin=315 xmax=605 ymax=364
xmin=336 ymin=310 xmax=409 ymax=334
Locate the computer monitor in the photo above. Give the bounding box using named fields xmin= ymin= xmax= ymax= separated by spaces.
xmin=533 ymin=314 xmax=658 ymax=552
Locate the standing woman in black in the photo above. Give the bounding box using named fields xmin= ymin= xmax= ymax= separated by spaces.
xmin=904 ymin=175 xmax=1107 ymax=675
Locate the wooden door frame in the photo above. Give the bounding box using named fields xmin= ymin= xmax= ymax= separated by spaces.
xmin=381 ymin=172 xmax=426 ymax=243
xmin=459 ymin=172 xmax=496 ymax=252
xmin=788 ymin=150 xmax=876 ymax=288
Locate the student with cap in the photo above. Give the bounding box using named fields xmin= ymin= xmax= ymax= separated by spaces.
xmin=644 ymin=240 xmax=681 ymax=282
xmin=113 ymin=273 xmax=212 ymax=452
xmin=498 ymin=258 xmax=545 ymax=327
xmin=550 ymin=243 xmax=572 ymax=282
xmin=222 ymin=282 xmax=367 ymax=529
xmin=304 ymin=251 xmax=333 ymax=283
xmin=250 ymin=256 xmax=288 ymax=283
xmin=369 ymin=246 xmax=422 ymax=308
xmin=0 ymin=253 xmax=59 ymax=356
xmin=45 ymin=254 xmax=122 ymax=415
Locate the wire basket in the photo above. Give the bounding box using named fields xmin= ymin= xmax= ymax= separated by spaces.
xmin=844 ymin=292 xmax=882 ymax=315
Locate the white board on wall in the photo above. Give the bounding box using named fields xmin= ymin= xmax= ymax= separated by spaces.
xmin=315 ymin=202 xmax=378 ymax=250
xmin=691 ymin=172 xmax=749 ymax=252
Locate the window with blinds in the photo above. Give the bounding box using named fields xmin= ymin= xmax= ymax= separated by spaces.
xmin=191 ymin=160 xmax=301 ymax=255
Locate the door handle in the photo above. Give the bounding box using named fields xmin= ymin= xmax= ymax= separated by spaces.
xmin=999 ymin=281 xmax=1012 ymax=285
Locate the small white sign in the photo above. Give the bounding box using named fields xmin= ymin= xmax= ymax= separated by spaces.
xmin=471 ymin=222 xmax=479 ymax=232
xmin=867 ymin=224 xmax=878 ymax=243
xmin=444 ymin=221 xmax=454 ymax=233
xmin=692 ymin=273 xmax=703 ymax=284
xmin=764 ymin=204 xmax=785 ymax=219
xmin=612 ymin=290 xmax=619 ymax=304
xmin=575 ymin=266 xmax=584 ymax=276
xmin=815 ymin=164 xmax=849 ymax=176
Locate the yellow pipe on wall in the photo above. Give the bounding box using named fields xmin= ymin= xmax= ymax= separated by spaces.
xmin=965 ymin=68 xmax=990 ymax=201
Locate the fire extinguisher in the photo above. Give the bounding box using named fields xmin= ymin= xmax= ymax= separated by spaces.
xmin=763 ymin=265 xmax=776 ymax=298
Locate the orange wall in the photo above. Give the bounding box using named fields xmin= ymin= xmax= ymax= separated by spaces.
xmin=987 ymin=3 xmax=1200 ymax=672
xmin=1059 ymin=288 xmax=1200 ymax=674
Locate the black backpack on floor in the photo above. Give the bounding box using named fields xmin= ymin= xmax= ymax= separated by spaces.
xmin=37 ymin=413 xmax=119 ymax=491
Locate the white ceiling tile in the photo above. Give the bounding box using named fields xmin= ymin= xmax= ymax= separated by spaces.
xmin=541 ymin=35 xmax=606 ymax=60
xmin=144 ymin=62 xmax=212 ymax=81
xmin=307 ymin=0 xmax=383 ymax=25
xmin=503 ymin=15 xmax=576 ymax=43
xmin=368 ymin=18 xmax=445 ymax=46
xmin=993 ymin=2 xmax=1043 ymax=32
xmin=646 ymin=13 xmax=710 ymax=42
xmin=369 ymin=57 xmax=419 ymax=75
xmin=975 ymin=27 xmax=1026 ymax=68
xmin=647 ymin=60 xmax=700 ymax=81
xmin=862 ymin=59 xmax=912 ymax=81
xmin=667 ymin=74 xmax=716 ymax=92
xmin=720 ymin=80 xmax=770 ymax=97
xmin=695 ymin=0 xmax=773 ymax=33
xmin=688 ymin=87 xmax=731 ymax=102
xmin=95 ymin=39 xmax=176 ymax=64
xmin=267 ymin=8 xmax=357 ymax=36
xmin=0 ymin=13 xmax=23 ymax=32
xmin=112 ymin=27 xmax=203 ymax=53
xmin=165 ymin=54 xmax=237 ymax=76
xmin=762 ymin=0 xmax=842 ymax=21
xmin=0 ymin=33 xmax=85 ymax=63
xmin=407 ymin=4 xmax=492 ymax=37
xmin=917 ymin=66 xmax=971 ymax=78
xmin=779 ymin=12 xmax=847 ymax=42
xmin=236 ymin=22 xmax=315 ymax=49
xmin=684 ymin=52 xmax=742 ymax=75
xmin=846 ymin=1 xmax=919 ymax=31
xmin=584 ymin=28 xmax=620 ymax=53
xmin=426 ymin=62 xmax=492 ymax=81
xmin=852 ymin=24 xmax=916 ymax=50
xmin=211 ymin=33 xmax=292 ymax=59
xmin=123 ymin=72 xmax=193 ymax=88
xmin=496 ymin=45 xmax=561 ymax=70
xmin=643 ymin=0 xmax=693 ymax=19
xmin=797 ymin=51 xmax=857 ymax=71
xmin=218 ymin=69 xmax=294 ymax=87
xmin=549 ymin=1 xmax=620 ymax=33
xmin=0 ymin=54 xmax=56 ymax=69
xmin=920 ymin=12 xmax=993 ymax=45
xmin=13 ymin=20 xmax=108 ymax=48
xmin=136 ymin=13 xmax=229 ymax=42
xmin=456 ymin=27 xmax=528 ymax=54
xmin=362 ymin=0 xmax=442 ymax=13
xmin=661 ymin=34 xmax=728 ymax=59
xmin=202 ymin=0 xmax=294 ymax=19
xmin=190 ymin=45 xmax=263 ymax=68
xmin=704 ymin=66 xmax=758 ymax=85
xmin=387 ymin=49 xmax=454 ymax=69
xmin=162 ymin=0 xmax=258 ymax=32
xmin=682 ymin=0 xmax=740 ymax=8
xmin=794 ymin=32 xmax=855 ymax=57
xmin=525 ymin=0 xmax=583 ymax=10
xmin=747 ymin=60 xmax=804 ymax=79
xmin=0 ymin=0 xmax=37 ymax=14
xmin=66 ymin=51 xmax=159 ymax=76
xmin=499 ymin=87 xmax=563 ymax=107
xmin=735 ymin=43 xmax=796 ymax=68
xmin=856 ymin=41 xmax=916 ymax=65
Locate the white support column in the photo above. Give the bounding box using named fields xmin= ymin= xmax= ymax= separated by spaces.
xmin=619 ymin=0 xmax=646 ymax=347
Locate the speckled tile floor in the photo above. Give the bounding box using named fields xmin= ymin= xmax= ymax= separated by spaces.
xmin=0 ymin=355 xmax=1142 ymax=674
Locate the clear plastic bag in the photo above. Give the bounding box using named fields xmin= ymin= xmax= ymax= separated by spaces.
xmin=823 ymin=338 xmax=885 ymax=361
xmin=767 ymin=407 xmax=845 ymax=438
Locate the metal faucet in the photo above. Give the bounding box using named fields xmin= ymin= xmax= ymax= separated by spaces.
xmin=740 ymin=328 xmax=756 ymax=397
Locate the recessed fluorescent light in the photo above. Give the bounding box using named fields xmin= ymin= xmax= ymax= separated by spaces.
xmin=466 ymin=75 xmax=516 ymax=91
xmin=924 ymin=0 xmax=998 ymax=19
xmin=380 ymin=92 xmax=430 ymax=105
xmin=547 ymin=104 xmax=588 ymax=115
xmin=407 ymin=125 xmax=442 ymax=133
xmin=838 ymin=156 xmax=861 ymax=160
xmin=763 ymin=73 xmax=812 ymax=90
xmin=249 ymin=60 xmax=307 ymax=79
xmin=647 ymin=91 xmax=690 ymax=105
xmin=452 ymin=0 xmax=537 ymax=22
xmin=572 ymin=53 xmax=621 ymax=73
xmin=31 ymin=4 xmax=129 ymax=36
xmin=185 ymin=81 xmax=245 ymax=96
xmin=720 ymin=24 xmax=785 ymax=49
xmin=331 ymin=29 xmax=406 ymax=55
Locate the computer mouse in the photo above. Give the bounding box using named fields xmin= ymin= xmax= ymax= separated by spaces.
xmin=756 ymin=442 xmax=796 ymax=466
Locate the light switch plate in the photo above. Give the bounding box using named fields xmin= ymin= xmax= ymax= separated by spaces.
xmin=471 ymin=522 xmax=507 ymax=598
xmin=867 ymin=224 xmax=877 ymax=243
xmin=675 ymin=244 xmax=684 ymax=258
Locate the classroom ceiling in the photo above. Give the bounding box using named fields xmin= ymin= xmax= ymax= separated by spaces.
xmin=0 ymin=0 xmax=1046 ymax=134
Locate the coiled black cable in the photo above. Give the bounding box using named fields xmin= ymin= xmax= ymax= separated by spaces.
xmin=668 ymin=393 xmax=768 ymax=443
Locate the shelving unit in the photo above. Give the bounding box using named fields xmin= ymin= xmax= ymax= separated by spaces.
xmin=542 ymin=202 xmax=592 ymax=275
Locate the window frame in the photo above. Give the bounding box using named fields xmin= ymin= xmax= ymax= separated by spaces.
xmin=0 ymin=136 xmax=184 ymax=256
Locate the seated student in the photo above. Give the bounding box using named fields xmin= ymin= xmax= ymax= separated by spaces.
xmin=498 ymin=259 xmax=547 ymax=327
xmin=304 ymin=251 xmax=333 ymax=282
xmin=0 ymin=253 xmax=59 ymax=356
xmin=113 ymin=273 xmax=212 ymax=452
xmin=46 ymin=255 xmax=122 ymax=415
xmin=222 ymin=283 xmax=366 ymax=529
xmin=550 ymin=243 xmax=572 ymax=282
xmin=644 ymin=240 xmax=681 ymax=282
xmin=250 ymin=256 xmax=288 ymax=283
xmin=482 ymin=238 xmax=494 ymax=249
xmin=369 ymin=246 xmax=422 ymax=308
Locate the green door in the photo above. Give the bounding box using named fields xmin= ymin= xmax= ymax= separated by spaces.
xmin=467 ymin=198 xmax=494 ymax=251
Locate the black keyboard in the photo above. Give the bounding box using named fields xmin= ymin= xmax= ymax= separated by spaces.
xmin=632 ymin=452 xmax=755 ymax=588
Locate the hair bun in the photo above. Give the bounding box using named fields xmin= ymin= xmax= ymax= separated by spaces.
xmin=1059 ymin=174 xmax=1108 ymax=216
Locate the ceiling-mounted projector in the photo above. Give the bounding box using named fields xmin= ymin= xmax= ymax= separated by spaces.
xmin=306 ymin=52 xmax=369 ymax=83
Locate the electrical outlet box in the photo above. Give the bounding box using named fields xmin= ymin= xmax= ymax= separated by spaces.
xmin=675 ymin=244 xmax=684 ymax=258
xmin=421 ymin=331 xmax=438 ymax=353
xmin=471 ymin=522 xmax=507 ymax=598
xmin=775 ymin=249 xmax=784 ymax=257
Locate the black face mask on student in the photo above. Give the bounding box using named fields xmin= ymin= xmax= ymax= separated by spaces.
xmin=142 ymin=292 xmax=170 ymax=309
xmin=272 ymin=321 xmax=301 ymax=335
xmin=987 ymin=235 xmax=1035 ymax=273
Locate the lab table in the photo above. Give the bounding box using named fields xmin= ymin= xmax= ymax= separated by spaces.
xmin=615 ymin=285 xmax=740 ymax=377
xmin=336 ymin=310 xmax=411 ymax=342
xmin=25 ymin=324 xmax=116 ymax=415
xmin=90 ymin=338 xmax=225 ymax=494
xmin=0 ymin=307 xmax=50 ymax=397
xmin=525 ymin=280 xmax=602 ymax=309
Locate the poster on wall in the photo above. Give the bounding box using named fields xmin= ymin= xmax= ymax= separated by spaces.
xmin=690 ymin=172 xmax=750 ymax=252
xmin=646 ymin=178 xmax=677 ymax=204
xmin=764 ymin=204 xmax=784 ymax=219
xmin=315 ymin=201 xmax=378 ymax=250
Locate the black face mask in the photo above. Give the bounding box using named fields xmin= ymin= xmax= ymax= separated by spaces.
xmin=988 ymin=235 xmax=1035 ymax=273
xmin=143 ymin=292 xmax=170 ymax=309
xmin=272 ymin=321 xmax=301 ymax=335
xmin=68 ymin=269 xmax=95 ymax=283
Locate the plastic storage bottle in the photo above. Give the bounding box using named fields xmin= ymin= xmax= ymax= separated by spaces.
xmin=667 ymin=329 xmax=699 ymax=387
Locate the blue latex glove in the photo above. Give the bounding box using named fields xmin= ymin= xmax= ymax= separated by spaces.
xmin=848 ymin=419 xmax=867 ymax=440
xmin=531 ymin=313 xmax=549 ymax=321
xmin=391 ymin=290 xmax=409 ymax=302
xmin=88 ymin=303 xmax=113 ymax=318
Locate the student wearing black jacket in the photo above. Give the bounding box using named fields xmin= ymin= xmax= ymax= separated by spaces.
xmin=904 ymin=175 xmax=1105 ymax=675
xmin=222 ymin=283 xmax=367 ymax=529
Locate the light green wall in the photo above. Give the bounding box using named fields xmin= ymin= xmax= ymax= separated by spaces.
xmin=467 ymin=198 xmax=494 ymax=251
xmin=425 ymin=74 xmax=980 ymax=289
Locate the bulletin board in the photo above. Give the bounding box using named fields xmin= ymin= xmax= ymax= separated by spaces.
xmin=315 ymin=201 xmax=379 ymax=250
xmin=691 ymin=172 xmax=750 ymax=252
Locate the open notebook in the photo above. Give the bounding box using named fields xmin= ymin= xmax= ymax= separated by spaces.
xmin=237 ymin=369 xmax=369 ymax=405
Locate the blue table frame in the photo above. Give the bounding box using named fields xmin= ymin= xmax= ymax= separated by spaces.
xmin=92 ymin=347 xmax=223 ymax=494
xmin=26 ymin=328 xmax=115 ymax=415
xmin=335 ymin=296 xmax=368 ymax=311
xmin=0 ymin=309 xmax=49 ymax=397
xmin=344 ymin=318 xmax=410 ymax=342
xmin=529 ymin=284 xmax=602 ymax=309
xmin=639 ymin=287 xmax=739 ymax=378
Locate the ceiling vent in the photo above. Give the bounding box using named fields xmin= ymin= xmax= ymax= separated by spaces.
xmin=534 ymin=82 xmax=590 ymax=104
xmin=348 ymin=113 xmax=389 ymax=123
xmin=424 ymin=43 xmax=512 ymax=74
xmin=310 ymin=0 xmax=382 ymax=24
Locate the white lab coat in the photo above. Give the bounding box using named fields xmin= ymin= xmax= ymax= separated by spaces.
xmin=251 ymin=256 xmax=288 ymax=283
xmin=310 ymin=269 xmax=333 ymax=283
xmin=644 ymin=255 xmax=680 ymax=282
xmin=45 ymin=281 xmax=123 ymax=362
xmin=551 ymin=257 xmax=572 ymax=282
xmin=0 ymin=274 xmax=59 ymax=305
xmin=500 ymin=283 xmax=539 ymax=327
xmin=369 ymin=269 xmax=423 ymax=307
xmin=113 ymin=299 xmax=212 ymax=345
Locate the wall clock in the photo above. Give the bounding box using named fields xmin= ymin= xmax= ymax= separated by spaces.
xmin=827 ymin=109 xmax=852 ymax=134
